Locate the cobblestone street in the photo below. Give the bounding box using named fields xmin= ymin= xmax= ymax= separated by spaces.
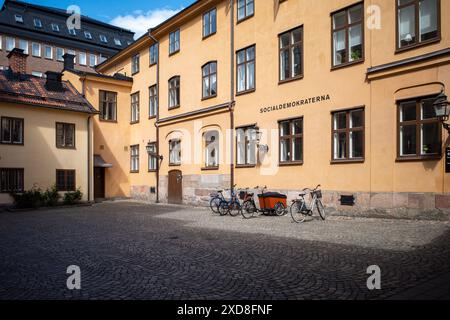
xmin=0 ymin=201 xmax=449 ymax=300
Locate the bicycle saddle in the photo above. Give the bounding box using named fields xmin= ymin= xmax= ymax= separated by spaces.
xmin=298 ymin=191 xmax=308 ymax=196
xmin=217 ymin=190 xmax=223 ymax=193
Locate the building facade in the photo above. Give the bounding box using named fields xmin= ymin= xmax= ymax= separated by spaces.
xmin=62 ymin=0 xmax=450 ymax=218
xmin=0 ymin=0 xmax=135 ymax=76
xmin=0 ymin=49 xmax=97 ymax=204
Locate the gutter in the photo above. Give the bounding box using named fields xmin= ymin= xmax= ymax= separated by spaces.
xmin=87 ymin=115 xmax=92 ymax=202
xmin=230 ymin=0 xmax=235 ymax=192
xmin=149 ymin=31 xmax=160 ymax=203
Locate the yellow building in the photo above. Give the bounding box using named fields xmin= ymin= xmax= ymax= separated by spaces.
xmin=0 ymin=49 xmax=97 ymax=204
xmin=63 ymin=0 xmax=450 ymax=217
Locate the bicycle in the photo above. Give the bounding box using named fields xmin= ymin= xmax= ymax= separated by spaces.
xmin=209 ymin=189 xmax=227 ymax=214
xmin=290 ymin=184 xmax=326 ymax=223
xmin=241 ymin=186 xmax=287 ymax=219
xmin=217 ymin=187 xmax=242 ymax=217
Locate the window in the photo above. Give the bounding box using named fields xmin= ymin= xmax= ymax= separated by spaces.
xmin=6 ymin=37 xmax=15 ymax=52
xmin=32 ymin=71 xmax=43 ymax=77
xmin=332 ymin=3 xmax=364 ymax=68
xmin=114 ymin=38 xmax=122 ymax=46
xmin=149 ymin=43 xmax=158 ymax=65
xmin=18 ymin=39 xmax=28 ymax=54
xmin=203 ymin=8 xmax=217 ymax=38
xmin=148 ymin=142 xmax=157 ymax=171
xmin=397 ymin=0 xmax=440 ymax=50
xmin=0 ymin=168 xmax=24 ymax=193
xmin=99 ymin=90 xmax=117 ymax=121
xmin=56 ymin=122 xmax=75 ymax=149
xmin=236 ymin=126 xmax=257 ymax=166
xmin=332 ymin=108 xmax=365 ymax=161
xmin=169 ymin=139 xmax=181 ymax=165
xmin=67 ymin=49 xmax=76 ymax=63
xmin=0 ymin=35 xmax=2 ymax=50
xmin=51 ymin=23 xmax=60 ymax=32
xmin=56 ymin=170 xmax=75 ymax=191
xmin=202 ymin=61 xmax=217 ymax=99
xmin=84 ymin=31 xmax=92 ymax=39
xmin=398 ymin=96 xmax=441 ymax=159
xmin=89 ymin=54 xmax=97 ymax=67
xmin=168 ymin=76 xmax=180 ymax=109
xmin=130 ymin=145 xmax=139 ymax=172
xmin=279 ymin=118 xmax=303 ymax=164
xmin=149 ymin=85 xmax=158 ymax=118
xmin=44 ymin=46 xmax=53 ymax=59
xmin=1 ymin=117 xmax=23 ymax=145
xmin=79 ymin=52 xmax=87 ymax=65
xmin=99 ymin=55 xmax=107 ymax=64
xmin=237 ymin=0 xmax=254 ymax=22
xmin=279 ymin=26 xmax=303 ymax=82
xmin=34 ymin=18 xmax=42 ymax=28
xmin=32 ymin=42 xmax=41 ymax=57
xmin=131 ymin=53 xmax=140 ymax=74
xmin=56 ymin=47 xmax=64 ymax=61
xmin=204 ymin=131 xmax=219 ymax=168
xmin=68 ymin=28 xmax=77 ymax=36
xmin=169 ymin=29 xmax=180 ymax=54
xmin=15 ymin=14 xmax=23 ymax=23
xmin=131 ymin=92 xmax=140 ymax=124
xmin=236 ymin=45 xmax=255 ymax=94
xmin=99 ymin=35 xmax=108 ymax=43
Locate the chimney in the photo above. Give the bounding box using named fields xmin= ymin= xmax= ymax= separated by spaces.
xmin=7 ymin=48 xmax=28 ymax=74
xmin=45 ymin=71 xmax=64 ymax=91
xmin=62 ymin=53 xmax=75 ymax=70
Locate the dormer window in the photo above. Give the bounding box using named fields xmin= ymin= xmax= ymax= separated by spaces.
xmin=114 ymin=38 xmax=122 ymax=46
xmin=33 ymin=18 xmax=42 ymax=28
xmin=15 ymin=14 xmax=23 ymax=23
xmin=84 ymin=31 xmax=92 ymax=39
xmin=51 ymin=23 xmax=60 ymax=32
xmin=100 ymin=35 xmax=108 ymax=43
xmin=68 ymin=28 xmax=77 ymax=36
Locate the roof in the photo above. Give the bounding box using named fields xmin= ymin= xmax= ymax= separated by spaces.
xmin=66 ymin=68 xmax=133 ymax=82
xmin=0 ymin=0 xmax=135 ymax=55
xmin=0 ymin=69 xmax=98 ymax=114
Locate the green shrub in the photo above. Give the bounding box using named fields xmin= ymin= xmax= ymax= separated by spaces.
xmin=43 ymin=185 xmax=60 ymax=206
xmin=63 ymin=188 xmax=83 ymax=205
xmin=11 ymin=185 xmax=45 ymax=209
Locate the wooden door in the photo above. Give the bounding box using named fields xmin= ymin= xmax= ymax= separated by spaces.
xmin=168 ymin=170 xmax=182 ymax=204
xmin=94 ymin=167 xmax=105 ymax=200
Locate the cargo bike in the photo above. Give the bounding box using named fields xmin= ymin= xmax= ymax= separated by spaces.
xmin=240 ymin=186 xmax=287 ymax=219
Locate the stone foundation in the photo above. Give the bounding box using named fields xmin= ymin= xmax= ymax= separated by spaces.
xmin=158 ymin=174 xmax=231 ymax=206
xmin=130 ymin=185 xmax=157 ymax=203
xmin=133 ymin=177 xmax=450 ymax=220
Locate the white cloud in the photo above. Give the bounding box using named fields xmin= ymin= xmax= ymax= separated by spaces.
xmin=110 ymin=8 xmax=182 ymax=39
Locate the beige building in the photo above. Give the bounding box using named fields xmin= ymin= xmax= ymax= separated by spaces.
xmin=0 ymin=49 xmax=97 ymax=204
xmin=59 ymin=0 xmax=450 ymax=217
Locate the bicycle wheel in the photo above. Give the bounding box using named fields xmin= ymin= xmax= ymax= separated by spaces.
xmin=274 ymin=202 xmax=286 ymax=216
xmin=209 ymin=197 xmax=221 ymax=214
xmin=290 ymin=201 xmax=307 ymax=223
xmin=218 ymin=200 xmax=229 ymax=216
xmin=241 ymin=200 xmax=256 ymax=219
xmin=229 ymin=200 xmax=242 ymax=217
xmin=317 ymin=200 xmax=326 ymax=220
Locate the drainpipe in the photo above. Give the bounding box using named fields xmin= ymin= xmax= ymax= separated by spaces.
xmin=149 ymin=30 xmax=160 ymax=203
xmin=230 ymin=0 xmax=235 ymax=191
xmin=87 ymin=115 xmax=92 ymax=202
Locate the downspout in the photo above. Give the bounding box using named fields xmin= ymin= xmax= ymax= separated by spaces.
xmin=87 ymin=115 xmax=92 ymax=202
xmin=149 ymin=31 xmax=160 ymax=203
xmin=230 ymin=0 xmax=235 ymax=191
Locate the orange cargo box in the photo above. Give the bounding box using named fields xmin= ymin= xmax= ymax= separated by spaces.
xmin=257 ymin=192 xmax=287 ymax=210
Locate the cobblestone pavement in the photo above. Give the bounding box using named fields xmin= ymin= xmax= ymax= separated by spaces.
xmin=0 ymin=200 xmax=449 ymax=300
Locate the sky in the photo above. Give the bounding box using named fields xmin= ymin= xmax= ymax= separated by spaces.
xmin=2 ymin=0 xmax=194 ymax=38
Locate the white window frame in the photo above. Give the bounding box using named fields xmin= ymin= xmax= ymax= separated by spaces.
xmin=51 ymin=23 xmax=60 ymax=32
xmin=44 ymin=45 xmax=53 ymax=59
xmin=6 ymin=37 xmax=15 ymax=52
xmin=169 ymin=139 xmax=181 ymax=165
xmin=84 ymin=31 xmax=92 ymax=39
xmin=99 ymin=35 xmax=108 ymax=43
xmin=79 ymin=52 xmax=87 ymax=66
xmin=14 ymin=14 xmax=23 ymax=23
xmin=89 ymin=54 xmax=97 ymax=67
xmin=114 ymin=38 xmax=122 ymax=46
xmin=56 ymin=47 xmax=64 ymax=61
xmin=18 ymin=39 xmax=28 ymax=54
xmin=33 ymin=18 xmax=42 ymax=28
xmin=31 ymin=42 xmax=41 ymax=57
xmin=130 ymin=145 xmax=140 ymax=172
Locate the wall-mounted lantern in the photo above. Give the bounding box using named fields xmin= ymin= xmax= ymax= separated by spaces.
xmin=433 ymin=92 xmax=450 ymax=134
xmin=146 ymin=141 xmax=163 ymax=161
